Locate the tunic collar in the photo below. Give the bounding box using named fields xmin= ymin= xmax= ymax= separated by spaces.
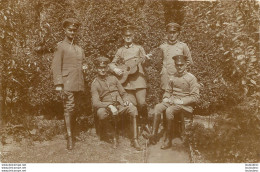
xmin=174 ymin=71 xmax=187 ymax=77
xmin=97 ymin=75 xmax=108 ymax=81
xmin=124 ymin=43 xmax=134 ymax=49
xmin=63 ymin=38 xmax=76 ymax=45
xmin=167 ymin=40 xmax=179 ymax=46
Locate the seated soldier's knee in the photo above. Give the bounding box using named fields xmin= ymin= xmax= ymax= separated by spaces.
xmin=136 ymin=97 xmax=147 ymax=108
xmin=97 ymin=108 xmax=108 ymax=120
xmin=154 ymin=103 xmax=165 ymax=115
xmin=128 ymin=105 xmax=138 ymax=117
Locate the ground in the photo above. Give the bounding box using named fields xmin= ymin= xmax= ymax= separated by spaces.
xmin=1 ymin=130 xmax=191 ymax=163
xmin=1 ymin=116 xmax=212 ymax=163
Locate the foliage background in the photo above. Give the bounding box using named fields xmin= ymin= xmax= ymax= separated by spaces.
xmin=0 ymin=0 xmax=259 ymax=162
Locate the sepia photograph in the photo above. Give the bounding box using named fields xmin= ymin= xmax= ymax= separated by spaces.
xmin=0 ymin=0 xmax=259 ymax=170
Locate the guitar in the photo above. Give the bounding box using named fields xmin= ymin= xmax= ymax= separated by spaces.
xmin=116 ymin=47 xmax=161 ymax=84
xmin=116 ymin=56 xmax=146 ymax=84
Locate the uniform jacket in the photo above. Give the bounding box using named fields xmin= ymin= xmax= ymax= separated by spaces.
xmin=163 ymin=71 xmax=200 ymax=113
xmin=91 ymin=75 xmax=129 ymax=109
xmin=109 ymin=44 xmax=147 ymax=90
xmin=159 ymin=41 xmax=193 ymax=89
xmin=52 ymin=39 xmax=85 ymax=91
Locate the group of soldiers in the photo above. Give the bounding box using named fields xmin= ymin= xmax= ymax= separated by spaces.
xmin=52 ymin=18 xmax=200 ymax=151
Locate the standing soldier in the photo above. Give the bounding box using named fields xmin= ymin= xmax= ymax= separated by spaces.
xmin=149 ymin=22 xmax=193 ymax=143
xmin=150 ymin=55 xmax=200 ymax=149
xmin=109 ymin=25 xmax=149 ymax=125
xmin=159 ymin=22 xmax=193 ymax=90
xmin=52 ymin=18 xmax=86 ymax=150
xmin=91 ymin=57 xmax=141 ymax=150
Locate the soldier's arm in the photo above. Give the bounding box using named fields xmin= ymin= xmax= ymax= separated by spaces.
xmin=139 ymin=46 xmax=147 ymax=64
xmin=91 ymin=82 xmax=111 ymax=108
xmin=163 ymin=79 xmax=173 ymax=99
xmin=181 ymin=76 xmax=200 ymax=105
xmin=115 ymin=77 xmax=129 ymax=102
xmin=52 ymin=44 xmax=63 ymax=86
xmin=108 ymin=49 xmax=121 ymax=72
xmin=183 ymin=43 xmax=193 ymax=65
xmin=82 ymin=49 xmax=88 ymax=71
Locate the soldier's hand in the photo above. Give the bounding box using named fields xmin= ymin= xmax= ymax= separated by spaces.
xmin=172 ymin=98 xmax=184 ymax=105
xmin=55 ymin=85 xmax=63 ymax=91
xmin=82 ymin=64 xmax=88 ymax=70
xmin=145 ymin=54 xmax=152 ymax=60
xmin=108 ymin=105 xmax=118 ymax=116
xmin=163 ymin=98 xmax=170 ymax=103
xmin=124 ymin=101 xmax=133 ymax=106
xmin=114 ymin=68 xmax=123 ymax=76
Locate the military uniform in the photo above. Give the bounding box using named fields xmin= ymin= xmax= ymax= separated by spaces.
xmin=154 ymin=71 xmax=200 ymax=119
xmin=109 ymin=44 xmax=147 ymax=104
xmin=91 ymin=75 xmax=138 ymax=120
xmin=109 ymin=25 xmax=148 ymax=122
xmin=51 ymin=18 xmax=85 ymax=150
xmin=151 ymin=55 xmax=199 ymax=149
xmin=91 ymin=57 xmax=141 ymax=150
xmin=159 ymin=22 xmax=193 ymax=90
xmin=52 ymin=39 xmax=85 ymax=91
xmin=159 ymin=41 xmax=193 ymax=90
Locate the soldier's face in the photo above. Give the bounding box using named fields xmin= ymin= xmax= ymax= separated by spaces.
xmin=167 ymin=28 xmax=179 ymax=43
xmin=123 ymin=32 xmax=134 ymax=44
xmin=97 ymin=66 xmax=108 ymax=76
xmin=64 ymin=25 xmax=78 ymax=40
xmin=175 ymin=63 xmax=187 ymax=75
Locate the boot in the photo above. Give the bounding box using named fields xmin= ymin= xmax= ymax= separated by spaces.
xmin=112 ymin=115 xmax=118 ymax=149
xmin=67 ymin=136 xmax=73 ymax=150
xmin=131 ymin=116 xmax=142 ymax=151
xmin=150 ymin=114 xmax=161 ymax=145
xmin=71 ymin=114 xmax=78 ymax=142
xmin=161 ymin=118 xmax=173 ymax=150
xmin=138 ymin=105 xmax=148 ymax=125
xmin=112 ymin=137 xmax=118 ymax=149
xmin=64 ymin=112 xmax=73 ymax=150
xmin=99 ymin=119 xmax=105 ymax=141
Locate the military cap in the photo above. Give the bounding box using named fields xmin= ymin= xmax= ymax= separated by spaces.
xmin=62 ymin=18 xmax=80 ymax=28
xmin=94 ymin=56 xmax=110 ymax=67
xmin=166 ymin=22 xmax=181 ymax=32
xmin=172 ymin=55 xmax=188 ymax=65
xmin=122 ymin=25 xmax=135 ymax=35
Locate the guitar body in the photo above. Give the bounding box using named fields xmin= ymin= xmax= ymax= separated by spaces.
xmin=116 ymin=58 xmax=140 ymax=84
xmin=116 ymin=64 xmax=131 ymax=84
xmin=126 ymin=58 xmax=139 ymax=74
xmin=116 ymin=48 xmax=159 ymax=84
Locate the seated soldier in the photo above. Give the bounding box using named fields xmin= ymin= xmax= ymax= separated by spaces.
xmin=91 ymin=57 xmax=142 ymax=151
xmin=150 ymin=55 xmax=200 ymax=149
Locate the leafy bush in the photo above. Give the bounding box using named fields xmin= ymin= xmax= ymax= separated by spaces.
xmin=181 ymin=0 xmax=259 ymax=114
xmin=185 ymin=97 xmax=259 ymax=163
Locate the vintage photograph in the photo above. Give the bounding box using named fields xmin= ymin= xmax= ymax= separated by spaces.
xmin=0 ymin=0 xmax=259 ymax=165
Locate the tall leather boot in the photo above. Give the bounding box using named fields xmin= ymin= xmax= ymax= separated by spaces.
xmin=130 ymin=116 xmax=142 ymax=151
xmin=139 ymin=105 xmax=148 ymax=125
xmin=99 ymin=119 xmax=105 ymax=141
xmin=71 ymin=114 xmax=78 ymax=142
xmin=150 ymin=114 xmax=161 ymax=145
xmin=112 ymin=115 xmax=118 ymax=149
xmin=64 ymin=112 xmax=73 ymax=150
xmin=161 ymin=118 xmax=173 ymax=150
